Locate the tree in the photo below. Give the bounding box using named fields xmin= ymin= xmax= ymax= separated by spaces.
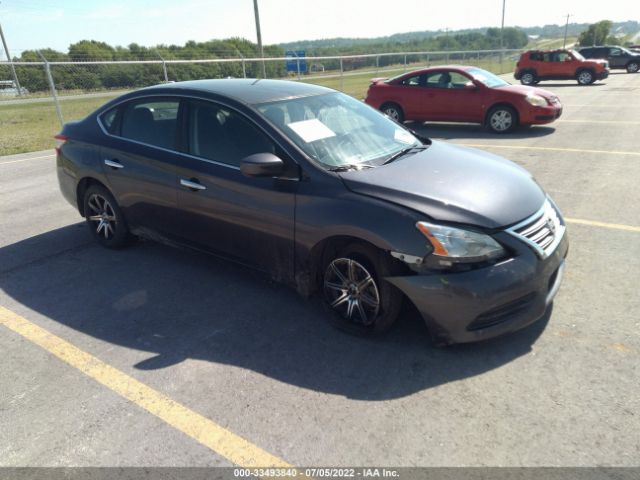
xmin=578 ymin=20 xmax=613 ymax=46
xmin=68 ymin=40 xmax=115 ymax=61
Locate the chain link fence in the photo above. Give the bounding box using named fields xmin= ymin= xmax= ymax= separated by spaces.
xmin=0 ymin=49 xmax=520 ymax=155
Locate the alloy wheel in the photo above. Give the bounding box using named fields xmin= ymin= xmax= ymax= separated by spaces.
xmin=521 ymin=73 xmax=534 ymax=85
xmin=628 ymin=62 xmax=639 ymax=73
xmin=490 ymin=110 xmax=513 ymax=132
xmin=383 ymin=106 xmax=400 ymax=121
xmin=87 ymin=193 xmax=117 ymax=240
xmin=324 ymin=258 xmax=380 ymax=326
xmin=578 ymin=71 xmax=593 ymax=84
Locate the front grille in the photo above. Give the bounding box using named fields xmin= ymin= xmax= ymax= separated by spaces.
xmin=507 ymin=199 xmax=565 ymax=259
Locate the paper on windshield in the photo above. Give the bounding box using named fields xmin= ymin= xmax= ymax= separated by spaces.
xmin=394 ymin=128 xmax=415 ymax=144
xmin=287 ymin=119 xmax=336 ymax=143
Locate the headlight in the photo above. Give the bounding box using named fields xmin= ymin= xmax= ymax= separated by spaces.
xmin=416 ymin=221 xmax=506 ymax=265
xmin=525 ymin=94 xmax=547 ymax=107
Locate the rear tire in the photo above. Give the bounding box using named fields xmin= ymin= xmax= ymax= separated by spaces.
xmin=520 ymin=71 xmax=537 ymax=85
xmin=576 ymin=69 xmax=595 ymax=85
xmin=322 ymin=243 xmax=403 ymax=335
xmin=627 ymin=62 xmax=639 ymax=73
xmin=83 ymin=185 xmax=132 ymax=249
xmin=487 ymin=105 xmax=517 ymax=134
xmin=380 ymin=103 xmax=404 ymax=123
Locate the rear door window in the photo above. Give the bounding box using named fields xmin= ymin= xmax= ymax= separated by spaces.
xmin=118 ymin=99 xmax=180 ymax=150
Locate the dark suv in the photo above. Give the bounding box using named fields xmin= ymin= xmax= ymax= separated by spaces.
xmin=514 ymin=49 xmax=609 ymax=85
xmin=579 ymin=46 xmax=640 ymax=73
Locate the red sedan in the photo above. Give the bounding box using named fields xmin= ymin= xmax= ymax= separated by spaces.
xmin=364 ymin=66 xmax=562 ymax=133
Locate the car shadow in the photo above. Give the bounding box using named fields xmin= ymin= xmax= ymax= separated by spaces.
xmin=0 ymin=225 xmax=551 ymax=400
xmin=411 ymin=122 xmax=556 ymax=140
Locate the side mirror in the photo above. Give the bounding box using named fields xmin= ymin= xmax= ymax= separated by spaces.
xmin=240 ymin=152 xmax=285 ymax=177
xmin=464 ymin=81 xmax=479 ymax=91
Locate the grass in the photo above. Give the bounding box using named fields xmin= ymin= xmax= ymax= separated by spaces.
xmin=0 ymin=95 xmax=119 ymax=156
xmin=0 ymin=57 xmax=516 ymax=156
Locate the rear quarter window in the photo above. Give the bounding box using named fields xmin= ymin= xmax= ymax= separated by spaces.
xmin=100 ymin=108 xmax=119 ymax=134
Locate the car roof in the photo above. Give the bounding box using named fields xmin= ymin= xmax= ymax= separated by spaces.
xmin=526 ymin=49 xmax=570 ymax=53
xmin=399 ymin=65 xmax=478 ymax=75
xmin=140 ymin=78 xmax=334 ymax=105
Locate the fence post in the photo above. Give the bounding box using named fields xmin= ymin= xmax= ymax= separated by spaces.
xmin=37 ymin=51 xmax=64 ymax=127
xmin=156 ymin=52 xmax=168 ymax=82
xmin=477 ymin=51 xmax=480 ymax=67
xmin=339 ymin=57 xmax=344 ymax=92
xmin=426 ymin=54 xmax=430 ymax=66
xmin=0 ymin=23 xmax=23 ymax=95
xmin=404 ymin=55 xmax=407 ymax=72
xmin=235 ymin=49 xmax=247 ymax=78
xmin=375 ymin=55 xmax=379 ymax=73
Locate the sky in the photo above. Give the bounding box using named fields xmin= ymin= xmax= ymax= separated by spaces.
xmin=0 ymin=0 xmax=638 ymax=57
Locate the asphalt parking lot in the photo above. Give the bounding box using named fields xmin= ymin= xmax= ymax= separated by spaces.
xmin=1 ymin=71 xmax=639 ymax=468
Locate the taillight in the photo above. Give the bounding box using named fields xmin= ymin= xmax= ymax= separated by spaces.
xmin=54 ymin=134 xmax=68 ymax=154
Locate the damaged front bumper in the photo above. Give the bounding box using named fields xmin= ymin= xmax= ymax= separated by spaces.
xmin=386 ymin=232 xmax=569 ymax=345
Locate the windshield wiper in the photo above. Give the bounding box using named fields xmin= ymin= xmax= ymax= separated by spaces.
xmin=383 ymin=146 xmax=427 ymax=165
xmin=328 ymin=164 xmax=374 ymax=172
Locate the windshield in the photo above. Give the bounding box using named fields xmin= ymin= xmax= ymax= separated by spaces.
xmin=256 ymin=92 xmax=422 ymax=168
xmin=570 ymin=50 xmax=585 ymax=61
xmin=466 ymin=67 xmax=510 ymax=88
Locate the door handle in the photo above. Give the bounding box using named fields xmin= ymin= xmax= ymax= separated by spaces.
xmin=104 ymin=159 xmax=124 ymax=169
xmin=180 ymin=178 xmax=206 ymax=191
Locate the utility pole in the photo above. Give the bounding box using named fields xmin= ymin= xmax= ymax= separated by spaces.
xmin=563 ymin=14 xmax=572 ymax=48
xmin=252 ymin=0 xmax=266 ymax=78
xmin=0 ymin=20 xmax=23 ymax=95
xmin=499 ymin=0 xmax=506 ymax=69
xmin=499 ymin=0 xmax=506 ymax=49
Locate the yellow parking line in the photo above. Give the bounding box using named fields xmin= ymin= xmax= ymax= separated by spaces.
xmin=0 ymin=154 xmax=55 ymax=165
xmin=0 ymin=305 xmax=291 ymax=468
xmin=456 ymin=143 xmax=640 ymax=157
xmin=558 ymin=119 xmax=640 ymax=125
xmin=565 ymin=218 xmax=640 ymax=233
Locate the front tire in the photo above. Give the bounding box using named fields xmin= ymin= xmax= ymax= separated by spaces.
xmin=83 ymin=185 xmax=131 ymax=249
xmin=576 ymin=69 xmax=595 ymax=85
xmin=380 ymin=103 xmax=404 ymax=123
xmin=322 ymin=243 xmax=403 ymax=335
xmin=487 ymin=105 xmax=517 ymax=134
xmin=627 ymin=62 xmax=639 ymax=73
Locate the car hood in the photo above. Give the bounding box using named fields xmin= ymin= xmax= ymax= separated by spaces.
xmin=339 ymin=141 xmax=546 ymax=229
xmin=497 ymin=84 xmax=558 ymax=101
